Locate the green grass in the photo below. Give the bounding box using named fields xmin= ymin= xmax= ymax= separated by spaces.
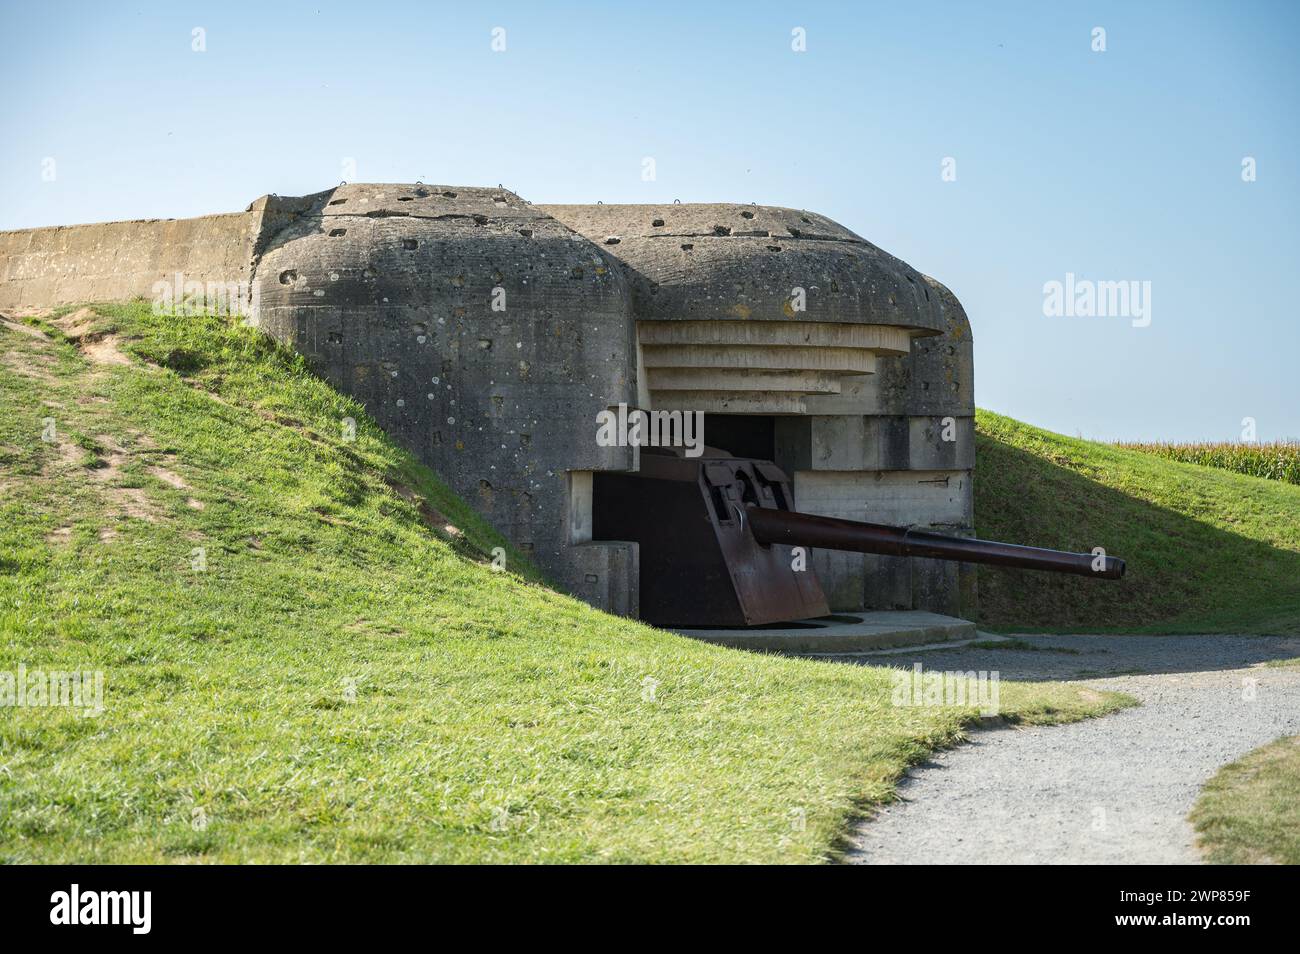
xmin=1190 ymin=735 xmax=1300 ymax=864
xmin=1117 ymin=441 xmax=1300 ymax=485
xmin=0 ymin=302 xmax=1133 ymax=864
xmin=974 ymin=411 xmax=1300 ymax=635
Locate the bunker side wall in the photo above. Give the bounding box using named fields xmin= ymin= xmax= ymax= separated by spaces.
xmin=0 ymin=214 xmax=256 ymax=313
xmin=0 ymin=196 xmax=313 ymax=314
xmin=252 ymin=185 xmax=641 ymax=614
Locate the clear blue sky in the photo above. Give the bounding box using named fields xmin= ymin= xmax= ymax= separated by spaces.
xmin=3 ymin=0 xmax=1296 ymax=441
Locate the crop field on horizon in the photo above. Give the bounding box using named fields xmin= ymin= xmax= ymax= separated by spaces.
xmin=1114 ymin=441 xmax=1300 ymax=486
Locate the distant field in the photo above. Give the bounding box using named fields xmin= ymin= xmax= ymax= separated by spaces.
xmin=1115 ymin=441 xmax=1300 ymax=485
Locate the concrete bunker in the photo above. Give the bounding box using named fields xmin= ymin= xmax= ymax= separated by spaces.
xmin=0 ymin=184 xmax=1124 ymax=635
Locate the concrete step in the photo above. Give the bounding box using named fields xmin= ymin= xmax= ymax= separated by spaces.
xmin=674 ymin=610 xmax=977 ymax=655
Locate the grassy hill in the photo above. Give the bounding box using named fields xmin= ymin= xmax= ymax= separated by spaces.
xmin=974 ymin=411 xmax=1300 ymax=635
xmin=0 ymin=302 xmax=1127 ymax=864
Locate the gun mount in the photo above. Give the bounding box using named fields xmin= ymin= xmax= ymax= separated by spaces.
xmin=591 ymin=451 xmax=1124 ymax=628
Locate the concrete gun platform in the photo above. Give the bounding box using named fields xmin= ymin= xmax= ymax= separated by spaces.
xmin=674 ymin=611 xmax=976 ymax=655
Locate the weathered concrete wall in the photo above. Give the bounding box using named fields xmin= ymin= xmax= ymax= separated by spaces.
xmin=252 ymin=184 xmax=640 ymax=611
xmin=778 ymin=276 xmax=977 ymax=616
xmin=0 ymin=195 xmax=313 ymax=314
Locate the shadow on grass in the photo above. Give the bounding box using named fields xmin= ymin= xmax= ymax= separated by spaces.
xmin=973 ymin=435 xmax=1300 ymax=636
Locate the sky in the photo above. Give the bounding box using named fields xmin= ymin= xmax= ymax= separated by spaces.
xmin=2 ymin=0 xmax=1297 ymax=442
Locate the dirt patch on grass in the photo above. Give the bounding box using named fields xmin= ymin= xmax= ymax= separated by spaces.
xmin=122 ymin=491 xmax=157 ymax=522
xmin=112 ymin=487 xmax=157 ymax=522
xmin=0 ymin=317 xmax=49 ymax=339
xmin=52 ymin=308 xmax=132 ymax=367
xmin=389 ymin=480 xmax=462 ymax=537
xmin=89 ymin=435 xmax=128 ymax=477
xmin=1 ymin=347 xmax=61 ymax=384
xmin=149 ymin=465 xmax=189 ymax=490
xmin=44 ymin=432 xmax=162 ymax=525
xmin=92 ymin=437 xmax=159 ymax=522
xmin=52 ymin=307 xmax=99 ymax=337
xmin=42 ymin=434 xmax=163 ymax=541
xmin=81 ymin=336 xmax=132 ymax=366
xmin=52 ymin=439 xmax=85 ymax=471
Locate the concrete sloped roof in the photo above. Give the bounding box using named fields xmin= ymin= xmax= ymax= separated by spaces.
xmin=253 ymin=183 xmax=634 ymax=318
xmin=541 ymin=203 xmax=945 ymax=335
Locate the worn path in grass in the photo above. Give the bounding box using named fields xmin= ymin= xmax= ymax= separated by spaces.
xmin=846 ymin=635 xmax=1300 ymax=864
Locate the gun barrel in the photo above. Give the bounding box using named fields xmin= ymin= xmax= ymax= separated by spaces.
xmin=746 ymin=507 xmax=1125 ymax=580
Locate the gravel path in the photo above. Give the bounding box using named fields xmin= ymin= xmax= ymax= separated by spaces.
xmin=846 ymin=634 xmax=1300 ymax=865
